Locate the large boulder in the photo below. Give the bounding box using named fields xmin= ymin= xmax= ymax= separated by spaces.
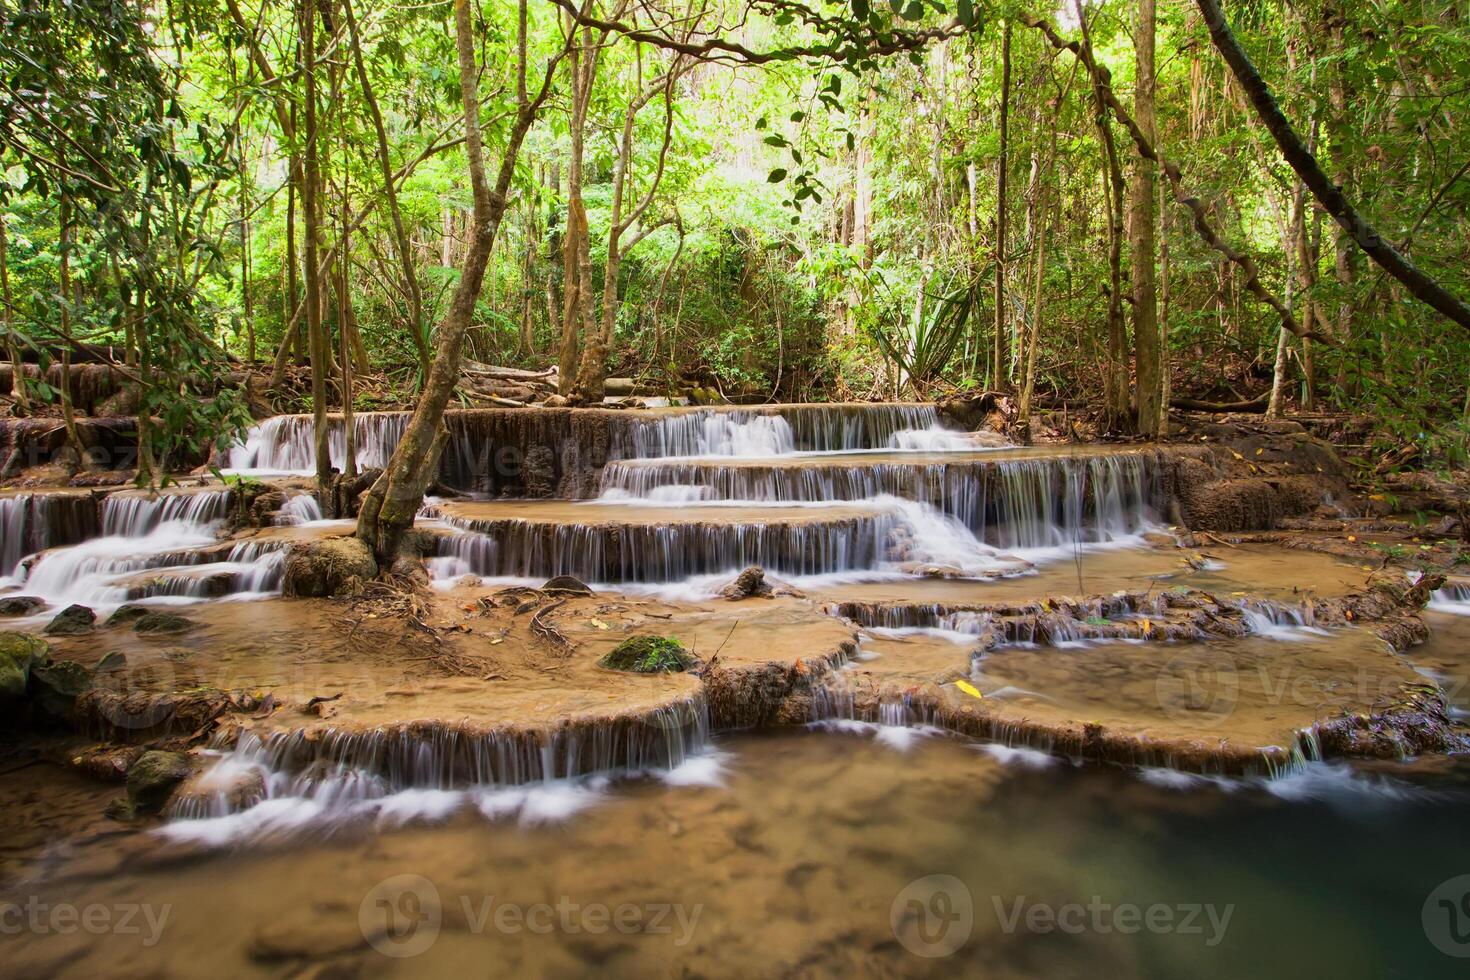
xmin=0 ymin=632 xmax=49 ymax=704
xmin=43 ymin=604 xmax=96 ymax=635
xmin=281 ymin=536 xmax=378 ymax=598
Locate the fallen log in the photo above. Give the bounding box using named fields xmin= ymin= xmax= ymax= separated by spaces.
xmin=1170 ymin=393 xmax=1269 ymax=413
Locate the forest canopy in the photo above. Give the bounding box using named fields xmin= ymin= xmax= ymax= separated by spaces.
xmin=2 ymin=0 xmax=1469 ymax=466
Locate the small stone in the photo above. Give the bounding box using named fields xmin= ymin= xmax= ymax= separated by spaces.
xmin=104 ymin=797 xmax=137 ymax=822
xmin=719 ymin=566 xmax=772 ymax=600
xmin=106 ymin=604 xmax=152 ymax=626
xmin=43 ymin=604 xmax=96 ymax=635
xmin=133 ymin=612 xmax=200 ymax=635
xmin=542 ymin=575 xmax=593 ymax=595
xmin=96 ymin=651 xmax=128 ymax=673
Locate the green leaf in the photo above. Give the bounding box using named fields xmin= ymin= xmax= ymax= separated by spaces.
xmin=902 ymin=1 xmax=923 ymax=21
xmin=956 ymin=0 xmax=974 ymax=27
xmin=768 ymin=168 xmax=788 ymax=183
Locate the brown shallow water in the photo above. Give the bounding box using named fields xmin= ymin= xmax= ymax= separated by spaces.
xmin=3 ymin=731 xmax=1470 ymax=979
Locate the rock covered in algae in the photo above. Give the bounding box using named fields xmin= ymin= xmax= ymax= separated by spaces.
xmin=599 ymin=635 xmax=695 ymax=674
xmin=106 ymin=603 xmax=152 ymax=626
xmin=43 ymin=603 xmax=95 ymax=635
xmin=0 ymin=631 xmax=49 ymax=703
xmin=30 ymin=658 xmax=92 ymax=719
xmin=282 ymin=536 xmax=378 ymax=597
xmin=126 ymin=750 xmax=195 ymax=814
xmin=132 ymin=611 xmax=200 ymax=635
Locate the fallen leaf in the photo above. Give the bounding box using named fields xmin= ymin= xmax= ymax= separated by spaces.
xmin=954 ymin=680 xmax=983 ymax=700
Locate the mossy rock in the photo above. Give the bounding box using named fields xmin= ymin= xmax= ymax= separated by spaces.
xmin=106 ymin=604 xmax=152 ymax=626
xmin=43 ymin=604 xmax=96 ymax=635
xmin=126 ymin=750 xmax=194 ymax=813
xmin=0 ymin=632 xmax=49 ymax=704
xmin=133 ymin=612 xmax=200 ymax=635
xmin=31 ymin=658 xmax=93 ymax=719
xmin=599 ymin=635 xmax=694 ymax=674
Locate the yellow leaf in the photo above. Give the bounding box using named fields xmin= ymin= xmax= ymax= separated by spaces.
xmin=1230 ymin=450 xmax=1244 ymax=460
xmin=954 ymin=680 xmax=983 ymax=700
xmin=1255 ymin=448 xmax=1264 ymax=456
xmin=589 ymin=618 xmax=610 ymax=630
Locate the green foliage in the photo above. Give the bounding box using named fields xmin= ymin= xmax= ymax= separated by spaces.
xmin=599 ymin=635 xmax=694 ymax=674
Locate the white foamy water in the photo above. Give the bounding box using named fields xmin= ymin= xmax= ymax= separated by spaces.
xmin=976 ymin=743 xmax=1058 ymax=769
xmin=886 ymin=427 xmax=1006 ymax=451
xmin=6 ymin=490 xmax=287 ymax=612
xmin=159 ymin=744 xmax=731 ymax=848
xmin=1429 ymin=583 xmax=1470 ymax=615
xmin=275 ymin=492 xmax=325 ymax=525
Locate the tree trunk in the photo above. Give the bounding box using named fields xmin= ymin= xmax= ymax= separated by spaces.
xmin=357 ymin=0 xmax=551 ymax=562
xmin=0 ymin=214 xmax=27 ymax=416
xmin=992 ymin=20 xmax=1011 ymax=388
xmin=344 ymin=0 xmax=429 ymax=375
xmin=1129 ymin=0 xmax=1162 ymax=435
xmin=1194 ymin=0 xmax=1470 ymax=331
xmin=301 ymin=0 xmax=330 ymax=489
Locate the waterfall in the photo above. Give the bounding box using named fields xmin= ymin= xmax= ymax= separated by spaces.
xmin=622 ymin=404 xmax=943 ymax=458
xmin=601 ymin=450 xmax=1159 ymax=548
xmin=102 ymin=489 xmax=234 ymax=536
xmin=275 ymin=492 xmax=325 ymax=526
xmin=11 ymin=489 xmax=286 ymax=609
xmin=228 ymin=413 xmax=410 ymax=474
xmin=0 ymin=492 xmax=101 ymax=578
xmin=162 ymin=699 xmax=712 ymax=841
xmin=1430 ymin=582 xmax=1470 ymax=615
xmin=431 ymin=494 xmax=1036 ymax=584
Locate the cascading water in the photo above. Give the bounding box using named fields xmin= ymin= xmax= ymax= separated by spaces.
xmin=0 ymin=492 xmax=100 ymax=579
xmin=275 ymin=492 xmax=325 ymax=525
xmin=102 ymin=489 xmax=234 ymax=536
xmin=622 ymin=404 xmax=946 ymax=458
xmin=599 ymin=451 xmax=1159 ymax=549
xmin=6 ymin=488 xmax=286 ymax=609
xmin=161 ymin=699 xmax=713 ymax=843
xmin=227 ymin=414 xmax=411 ymax=475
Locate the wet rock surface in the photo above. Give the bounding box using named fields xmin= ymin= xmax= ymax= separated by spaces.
xmin=43 ymin=603 xmax=96 ymax=635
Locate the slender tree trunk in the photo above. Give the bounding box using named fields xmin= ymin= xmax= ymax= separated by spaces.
xmin=1157 ymin=165 xmax=1171 ymax=427
xmin=344 ymin=0 xmax=429 ymax=375
xmin=271 ymin=175 xmax=300 ymax=388
xmin=301 ymin=0 xmax=330 ymax=489
xmin=993 ymin=20 xmax=1012 ymax=388
xmin=0 ymin=214 xmax=27 ymax=416
xmin=56 ymin=196 xmax=86 ymax=466
xmin=1070 ymin=0 xmax=1129 ymax=430
xmin=357 ymin=0 xmax=554 ymax=561
xmin=1129 ymin=0 xmax=1162 ymax=435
